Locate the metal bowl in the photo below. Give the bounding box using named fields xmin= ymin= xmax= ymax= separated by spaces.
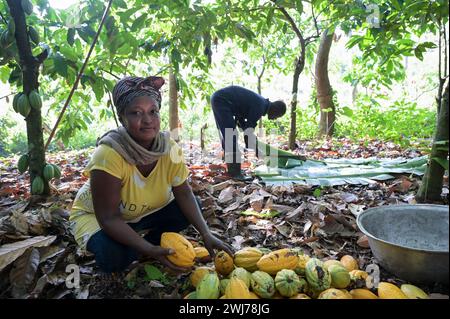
xmin=357 ymin=204 xmax=449 ymax=285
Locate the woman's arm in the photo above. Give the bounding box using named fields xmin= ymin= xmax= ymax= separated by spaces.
xmin=90 ymin=169 xmax=187 ymax=271
xmin=173 ymin=181 xmax=234 ymax=257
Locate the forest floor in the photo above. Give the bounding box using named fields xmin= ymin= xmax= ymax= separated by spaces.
xmin=0 ymin=138 xmax=448 ymax=299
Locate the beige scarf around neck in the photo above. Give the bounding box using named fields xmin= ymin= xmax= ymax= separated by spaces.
xmin=97 ymin=126 xmax=170 ymax=166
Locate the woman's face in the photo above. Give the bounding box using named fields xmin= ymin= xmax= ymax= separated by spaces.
xmin=122 ymin=95 xmax=161 ymax=148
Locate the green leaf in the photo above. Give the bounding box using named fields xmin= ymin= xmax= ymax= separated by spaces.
xmin=54 ymin=55 xmax=68 ymax=77
xmin=295 ymin=0 xmax=303 ymax=14
xmin=414 ymin=47 xmax=424 ymax=60
xmin=313 ymin=188 xmax=322 ymax=198
xmin=266 ymin=8 xmax=274 ymax=26
xmin=91 ymin=79 xmax=104 ymax=101
xmin=346 ymin=36 xmax=364 ymax=49
xmin=59 ymin=46 xmax=78 ymax=61
xmin=131 ymin=13 xmax=148 ymax=31
xmin=240 ymin=209 xmax=280 ymax=219
xmin=341 ymin=106 xmax=354 ymax=118
xmin=144 ymin=264 xmax=165 ymax=281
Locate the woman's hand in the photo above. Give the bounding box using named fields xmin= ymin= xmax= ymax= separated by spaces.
xmin=142 ymin=246 xmax=191 ymax=273
xmin=202 ymin=232 xmax=234 ymax=258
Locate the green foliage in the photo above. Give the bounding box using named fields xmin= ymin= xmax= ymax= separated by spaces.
xmin=334 ymin=97 xmax=436 ymax=147
xmin=0 ymin=117 xmax=28 ymax=156
xmin=143 ymin=264 xmax=171 ymax=285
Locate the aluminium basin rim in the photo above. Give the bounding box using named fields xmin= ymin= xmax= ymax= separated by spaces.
xmin=356 ymin=204 xmax=449 ymax=255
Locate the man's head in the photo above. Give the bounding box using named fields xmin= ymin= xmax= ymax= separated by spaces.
xmin=267 ymin=100 xmax=286 ymax=120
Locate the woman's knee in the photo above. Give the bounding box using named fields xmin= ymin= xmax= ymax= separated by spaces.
xmin=86 ymin=231 xmax=138 ymax=273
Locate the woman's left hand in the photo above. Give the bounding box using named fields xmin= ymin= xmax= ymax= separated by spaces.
xmin=202 ymin=232 xmax=234 ymax=258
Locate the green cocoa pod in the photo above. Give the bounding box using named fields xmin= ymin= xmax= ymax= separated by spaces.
xmin=31 ymin=176 xmax=44 ymax=195
xmin=18 ymin=154 xmax=29 ymax=174
xmin=17 ymin=94 xmax=31 ymax=117
xmin=1 ymin=30 xmax=13 ymax=48
xmin=28 ymin=90 xmax=42 ymax=110
xmin=8 ymin=20 xmax=15 ymax=35
xmin=305 ymin=258 xmax=332 ymax=292
xmin=51 ymin=164 xmax=61 ymax=179
xmin=42 ymin=164 xmax=55 ymax=181
xmin=196 ymin=273 xmax=220 ymax=299
xmin=28 ymin=26 xmax=39 ymax=44
xmin=21 ymin=0 xmax=34 ymax=15
xmin=67 ymin=28 xmax=75 ymax=46
xmin=13 ymin=92 xmax=23 ymax=113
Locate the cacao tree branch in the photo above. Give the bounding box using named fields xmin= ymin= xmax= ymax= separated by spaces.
xmin=274 ymin=4 xmax=303 ymax=42
xmin=305 ymin=4 xmax=320 ymax=45
xmin=35 ymin=47 xmax=49 ymax=64
xmin=107 ymin=90 xmax=119 ymax=128
xmin=0 ymin=11 xmax=7 ymax=24
xmin=45 ymin=0 xmax=113 ymax=151
xmin=100 ymin=68 xmax=120 ymax=80
xmin=0 ymin=92 xmax=16 ymax=100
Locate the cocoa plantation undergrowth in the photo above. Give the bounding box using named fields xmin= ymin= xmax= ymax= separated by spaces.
xmin=0 ymin=138 xmax=448 ymax=299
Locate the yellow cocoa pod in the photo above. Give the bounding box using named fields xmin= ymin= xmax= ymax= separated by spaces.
xmin=225 ymin=277 xmax=251 ymax=299
xmin=349 ymin=289 xmax=378 ymax=299
xmin=256 ymin=248 xmax=299 ymax=275
xmin=377 ymin=282 xmax=407 ymax=299
xmin=248 ymin=292 xmax=260 ymax=299
xmin=349 ymin=270 xmax=369 ymax=280
xmin=318 ymin=288 xmax=352 ymax=299
xmin=194 ymin=247 xmax=210 ymax=262
xmin=400 ymin=284 xmax=428 ymax=299
xmin=160 ymin=232 xmax=195 ymax=268
xmin=214 ymin=250 xmax=234 ymax=276
xmin=340 ymin=255 xmax=359 ymax=271
xmin=233 ymin=247 xmax=263 ymax=271
xmin=290 ymin=293 xmax=311 ymax=299
xmin=190 ymin=267 xmax=215 ymax=287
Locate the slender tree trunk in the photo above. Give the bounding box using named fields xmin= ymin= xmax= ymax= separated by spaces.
xmin=257 ymin=67 xmax=264 ymax=137
xmin=288 ymin=49 xmax=305 ymax=150
xmin=416 ymin=80 xmax=449 ymax=202
xmin=169 ymin=69 xmax=179 ymax=142
xmin=7 ymin=0 xmax=48 ymax=195
xmin=352 ymin=81 xmax=358 ymax=106
xmin=315 ymin=29 xmax=336 ymax=137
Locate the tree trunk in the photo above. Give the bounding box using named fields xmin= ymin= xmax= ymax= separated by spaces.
xmin=416 ymin=80 xmax=449 ymax=202
xmin=352 ymin=81 xmax=358 ymax=107
xmin=288 ymin=49 xmax=305 ymax=150
xmin=257 ymin=72 xmax=264 ymax=137
xmin=7 ymin=0 xmax=49 ymax=195
xmin=168 ymin=69 xmax=179 ymax=142
xmin=315 ymin=29 xmax=336 ymax=137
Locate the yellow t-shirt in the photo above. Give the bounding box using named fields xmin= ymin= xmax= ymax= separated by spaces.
xmin=69 ymin=139 xmax=189 ymax=249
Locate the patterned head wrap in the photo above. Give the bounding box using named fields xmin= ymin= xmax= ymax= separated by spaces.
xmin=112 ymin=76 xmax=165 ymax=114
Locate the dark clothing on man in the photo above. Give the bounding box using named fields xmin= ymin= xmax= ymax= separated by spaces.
xmin=211 ymin=86 xmax=270 ymax=155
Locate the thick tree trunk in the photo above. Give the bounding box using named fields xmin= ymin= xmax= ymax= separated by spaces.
xmin=168 ymin=69 xmax=179 ymax=142
xmin=7 ymin=0 xmax=49 ymax=195
xmin=416 ymin=80 xmax=449 ymax=202
xmin=315 ymin=29 xmax=336 ymax=137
